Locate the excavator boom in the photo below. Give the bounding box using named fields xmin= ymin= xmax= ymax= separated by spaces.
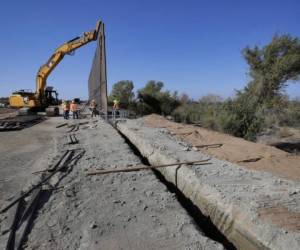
xmin=36 ymin=21 xmax=102 ymax=105
xmin=9 ymin=21 xmax=102 ymax=111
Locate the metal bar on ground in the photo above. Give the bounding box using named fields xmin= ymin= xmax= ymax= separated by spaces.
xmin=65 ymin=150 xmax=85 ymax=166
xmin=67 ymin=134 xmax=78 ymax=144
xmin=0 ymin=150 xmax=74 ymax=214
xmin=72 ymin=135 xmax=76 ymax=143
xmin=56 ymin=123 xmax=68 ymax=128
xmin=237 ymin=157 xmax=262 ymax=163
xmin=67 ymin=125 xmax=75 ymax=133
xmin=31 ymin=149 xmax=84 ymax=175
xmin=32 ymin=150 xmax=70 ymax=175
xmin=178 ymin=132 xmax=193 ymax=136
xmin=68 ymin=135 xmax=74 ymax=144
xmin=67 ymin=125 xmax=79 ymax=133
xmin=195 ymin=143 xmax=223 ymax=148
xmin=72 ymin=134 xmax=78 ymax=143
xmin=87 ymin=159 xmax=211 ymax=176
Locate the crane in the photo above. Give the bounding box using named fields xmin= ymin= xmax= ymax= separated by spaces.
xmin=9 ymin=21 xmax=102 ymax=115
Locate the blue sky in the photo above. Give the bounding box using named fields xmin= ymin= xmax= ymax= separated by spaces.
xmin=0 ymin=0 xmax=299 ymax=100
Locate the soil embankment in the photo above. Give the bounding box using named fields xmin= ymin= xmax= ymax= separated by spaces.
xmin=117 ymin=116 xmax=300 ymax=250
xmin=145 ymin=114 xmax=300 ymax=181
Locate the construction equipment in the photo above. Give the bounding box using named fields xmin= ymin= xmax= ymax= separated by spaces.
xmin=9 ymin=21 xmax=102 ymax=116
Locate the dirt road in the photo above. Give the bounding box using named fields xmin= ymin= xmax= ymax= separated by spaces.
xmin=0 ymin=117 xmax=223 ymax=249
xmin=0 ymin=118 xmax=58 ymax=204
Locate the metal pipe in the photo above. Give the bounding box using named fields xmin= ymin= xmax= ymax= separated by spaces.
xmin=87 ymin=159 xmax=211 ymax=176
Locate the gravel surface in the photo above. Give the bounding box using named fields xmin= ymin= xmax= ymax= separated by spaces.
xmin=0 ymin=118 xmax=58 ymax=205
xmin=117 ymin=117 xmax=300 ymax=250
xmin=144 ymin=114 xmax=300 ymax=181
xmin=0 ymin=117 xmax=224 ymax=249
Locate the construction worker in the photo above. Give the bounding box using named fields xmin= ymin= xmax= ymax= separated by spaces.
xmin=113 ymin=99 xmax=120 ymax=110
xmin=62 ymin=100 xmax=70 ymax=119
xmin=90 ymin=99 xmax=97 ymax=118
xmin=70 ymin=100 xmax=78 ymax=119
xmin=112 ymin=99 xmax=120 ymax=118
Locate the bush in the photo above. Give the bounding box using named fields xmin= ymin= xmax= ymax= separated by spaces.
xmin=137 ymin=81 xmax=180 ymax=116
xmin=172 ymin=102 xmax=222 ymax=130
xmin=279 ymin=100 xmax=300 ymax=127
xmin=109 ymin=80 xmax=134 ymax=109
xmin=217 ymin=98 xmax=265 ymax=141
xmin=172 ymin=103 xmax=201 ymax=123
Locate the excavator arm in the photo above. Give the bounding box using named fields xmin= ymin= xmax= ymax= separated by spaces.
xmin=35 ymin=21 xmax=101 ymax=103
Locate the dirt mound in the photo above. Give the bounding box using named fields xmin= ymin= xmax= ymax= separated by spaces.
xmin=144 ymin=114 xmax=300 ymax=181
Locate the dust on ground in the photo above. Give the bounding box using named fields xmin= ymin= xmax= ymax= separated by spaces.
xmin=144 ymin=114 xmax=300 ymax=181
xmin=0 ymin=118 xmax=58 ymax=204
xmin=0 ymin=116 xmax=223 ymax=250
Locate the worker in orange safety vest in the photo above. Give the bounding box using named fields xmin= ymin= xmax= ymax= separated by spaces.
xmin=62 ymin=100 xmax=70 ymax=120
xmin=90 ymin=99 xmax=98 ymax=118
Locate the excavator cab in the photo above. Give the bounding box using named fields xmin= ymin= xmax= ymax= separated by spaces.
xmin=44 ymin=86 xmax=59 ymax=106
xmin=44 ymin=86 xmax=60 ymax=116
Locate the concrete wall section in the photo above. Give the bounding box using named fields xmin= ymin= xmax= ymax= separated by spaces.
xmin=88 ymin=22 xmax=107 ymax=113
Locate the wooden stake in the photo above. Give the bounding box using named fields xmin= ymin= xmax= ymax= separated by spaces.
xmin=87 ymin=159 xmax=211 ymax=176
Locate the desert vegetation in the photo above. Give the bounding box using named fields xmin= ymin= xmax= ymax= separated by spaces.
xmin=109 ymin=34 xmax=300 ymax=141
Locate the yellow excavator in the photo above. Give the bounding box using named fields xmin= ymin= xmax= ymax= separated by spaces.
xmin=9 ymin=21 xmax=101 ymax=116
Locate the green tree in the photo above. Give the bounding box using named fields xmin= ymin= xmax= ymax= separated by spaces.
xmin=199 ymin=94 xmax=223 ymax=104
xmin=243 ymin=34 xmax=300 ymax=103
xmin=220 ymin=34 xmax=300 ymax=140
xmin=137 ymin=81 xmax=180 ymax=115
xmin=137 ymin=81 xmax=165 ymax=114
xmin=179 ymin=93 xmax=190 ymax=104
xmin=138 ymin=80 xmax=164 ymax=97
xmin=109 ymin=80 xmax=134 ymax=108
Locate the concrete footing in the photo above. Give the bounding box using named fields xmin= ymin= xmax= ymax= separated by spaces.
xmin=117 ymin=119 xmax=300 ymax=250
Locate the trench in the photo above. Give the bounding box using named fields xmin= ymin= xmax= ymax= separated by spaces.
xmin=112 ymin=121 xmax=236 ymax=250
xmin=272 ymin=141 xmax=300 ymax=155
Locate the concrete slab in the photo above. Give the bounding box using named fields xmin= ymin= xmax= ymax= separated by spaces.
xmin=117 ymin=118 xmax=300 ymax=250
